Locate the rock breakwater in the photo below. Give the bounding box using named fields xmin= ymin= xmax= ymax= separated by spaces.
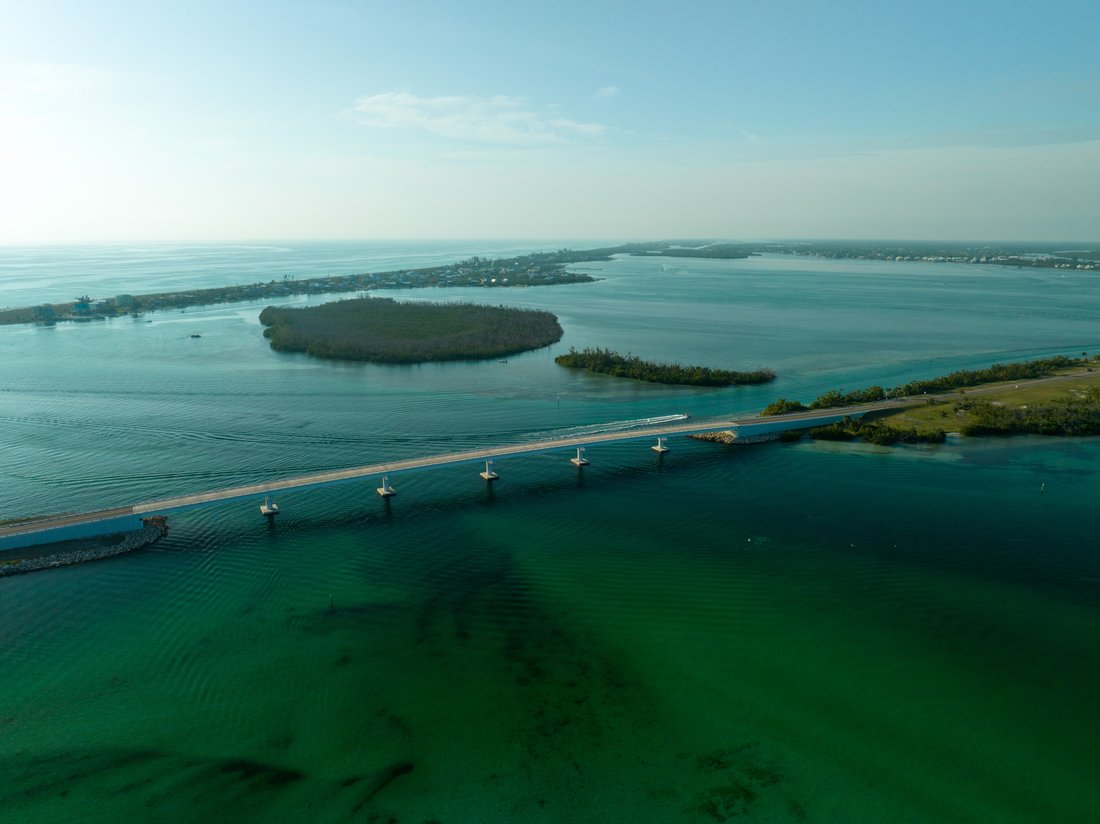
xmin=0 ymin=517 xmax=168 ymax=578
xmin=689 ymin=430 xmax=780 ymax=445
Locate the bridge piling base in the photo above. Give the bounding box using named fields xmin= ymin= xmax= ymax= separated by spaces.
xmin=260 ymin=496 xmax=280 ymax=521
xmin=377 ymin=476 xmax=397 ymax=498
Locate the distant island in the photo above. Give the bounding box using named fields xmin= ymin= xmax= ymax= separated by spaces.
xmin=259 ymin=297 xmax=563 ymax=363
xmin=555 ymin=346 xmax=775 ymax=387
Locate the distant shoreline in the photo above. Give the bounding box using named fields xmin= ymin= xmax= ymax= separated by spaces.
xmin=0 ymin=246 xmax=612 ymax=326
xmin=5 ymin=239 xmax=1096 ymax=328
xmin=0 ymin=241 xmax=761 ymax=327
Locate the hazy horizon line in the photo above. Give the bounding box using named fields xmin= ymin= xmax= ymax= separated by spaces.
xmin=2 ymin=236 xmax=1097 ymax=248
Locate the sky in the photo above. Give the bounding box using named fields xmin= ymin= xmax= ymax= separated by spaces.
xmin=1 ymin=0 xmax=1098 ymax=243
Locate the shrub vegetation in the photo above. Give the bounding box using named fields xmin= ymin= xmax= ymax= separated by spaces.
xmin=957 ymin=388 xmax=1100 ymax=436
xmin=883 ymin=356 xmax=1078 ymax=399
xmin=808 ymin=417 xmax=946 ymax=445
xmin=762 ymin=355 xmax=1085 ymax=416
xmin=760 ymin=398 xmax=808 ymax=416
xmin=554 ymin=347 xmax=775 ymax=387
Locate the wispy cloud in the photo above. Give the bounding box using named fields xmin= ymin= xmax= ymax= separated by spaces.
xmin=593 ymin=85 xmax=619 ymax=99
xmin=349 ymin=92 xmax=605 ymax=144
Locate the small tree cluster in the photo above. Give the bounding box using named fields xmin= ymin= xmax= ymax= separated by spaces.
xmin=554 ymin=347 xmax=775 ymax=387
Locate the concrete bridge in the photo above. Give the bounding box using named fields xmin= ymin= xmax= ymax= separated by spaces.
xmin=0 ymin=402 xmax=908 ymax=551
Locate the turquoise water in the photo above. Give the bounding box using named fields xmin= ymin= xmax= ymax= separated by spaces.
xmin=2 ymin=245 xmax=1099 ymax=821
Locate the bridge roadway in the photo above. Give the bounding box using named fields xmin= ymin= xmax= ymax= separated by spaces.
xmin=0 ymin=400 xmax=917 ymax=549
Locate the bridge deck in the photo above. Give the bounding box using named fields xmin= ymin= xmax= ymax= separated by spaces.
xmin=1 ymin=402 xmax=908 ymax=546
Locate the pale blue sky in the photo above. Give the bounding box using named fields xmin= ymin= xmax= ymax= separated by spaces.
xmin=1 ymin=0 xmax=1097 ymax=242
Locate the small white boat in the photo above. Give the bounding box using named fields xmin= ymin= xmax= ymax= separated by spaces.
xmin=644 ymin=413 xmax=689 ymax=424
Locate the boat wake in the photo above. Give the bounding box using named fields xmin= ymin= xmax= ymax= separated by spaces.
xmin=534 ymin=413 xmax=689 ymax=440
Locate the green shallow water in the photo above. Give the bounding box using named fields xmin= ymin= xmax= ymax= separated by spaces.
xmin=3 ymin=438 xmax=1099 ymax=822
xmin=2 ymin=246 xmax=1100 ymax=821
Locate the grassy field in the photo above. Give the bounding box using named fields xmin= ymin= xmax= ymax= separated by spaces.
xmin=873 ymin=368 xmax=1100 ymax=434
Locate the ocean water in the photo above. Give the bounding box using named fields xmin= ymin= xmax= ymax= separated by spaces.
xmin=1 ymin=244 xmax=1099 ymax=822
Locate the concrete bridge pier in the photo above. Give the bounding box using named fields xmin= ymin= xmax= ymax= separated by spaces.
xmin=259 ymin=496 xmax=280 ymax=523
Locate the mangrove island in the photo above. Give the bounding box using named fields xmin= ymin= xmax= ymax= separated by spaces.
xmin=259 ymin=297 xmax=563 ymax=363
